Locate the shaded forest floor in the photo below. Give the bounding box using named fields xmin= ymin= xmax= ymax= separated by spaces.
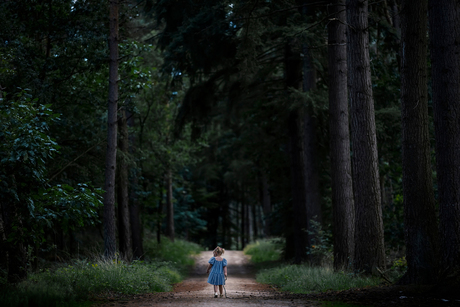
xmin=93 ymin=251 xmax=460 ymax=307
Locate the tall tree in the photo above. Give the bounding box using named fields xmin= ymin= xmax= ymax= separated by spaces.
xmin=429 ymin=0 xmax=460 ymax=271
xmin=286 ymin=39 xmax=309 ymax=263
xmin=328 ymin=0 xmax=355 ymax=271
xmin=259 ymin=170 xmax=272 ymax=237
xmin=165 ymin=169 xmax=175 ymax=242
xmin=104 ymin=0 xmax=119 ymax=258
xmin=117 ymin=108 xmax=132 ymax=261
xmin=399 ymin=0 xmax=440 ymax=284
xmin=347 ymin=0 xmax=385 ymax=273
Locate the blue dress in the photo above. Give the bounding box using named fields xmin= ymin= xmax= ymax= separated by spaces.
xmin=207 ymin=257 xmax=227 ymax=285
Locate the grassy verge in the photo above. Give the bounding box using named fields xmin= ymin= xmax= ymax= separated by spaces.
xmin=243 ymin=238 xmax=283 ymax=263
xmin=244 ymin=238 xmax=382 ymax=294
xmin=1 ymin=238 xmax=203 ymax=307
xmin=256 ymin=265 xmax=382 ymax=294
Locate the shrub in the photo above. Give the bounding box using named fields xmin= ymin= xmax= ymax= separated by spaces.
xmin=243 ymin=238 xmax=283 ymax=263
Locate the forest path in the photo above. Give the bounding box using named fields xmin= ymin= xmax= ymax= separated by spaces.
xmin=98 ymin=250 xmax=321 ymax=307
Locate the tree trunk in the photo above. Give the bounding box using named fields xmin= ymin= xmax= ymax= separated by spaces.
xmin=117 ymin=109 xmax=132 ymax=262
xmin=241 ymin=197 xmax=246 ymax=249
xmin=103 ymin=0 xmax=119 ymax=259
xmin=399 ymin=0 xmax=440 ymax=284
xmin=347 ymin=0 xmax=385 ymax=273
xmin=251 ymin=201 xmax=258 ymax=241
xmin=259 ymin=170 xmax=272 ymax=237
xmin=165 ymin=169 xmax=175 ymax=242
xmin=429 ymin=0 xmax=460 ymax=271
xmin=157 ymin=181 xmax=163 ymax=244
xmin=127 ymin=113 xmax=144 ymax=260
xmin=328 ymin=0 xmax=355 ymax=271
xmin=286 ymin=39 xmax=309 ymax=263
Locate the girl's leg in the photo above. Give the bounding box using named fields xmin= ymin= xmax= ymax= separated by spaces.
xmin=214 ymin=285 xmax=218 ymax=293
xmin=219 ymin=285 xmax=223 ymax=295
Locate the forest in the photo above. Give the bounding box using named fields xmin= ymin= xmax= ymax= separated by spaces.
xmin=1 ymin=0 xmax=459 ymax=294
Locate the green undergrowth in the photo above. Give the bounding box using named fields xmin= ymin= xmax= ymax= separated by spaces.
xmin=244 ymin=238 xmax=382 ymax=295
xmin=243 ymin=238 xmax=284 ymax=263
xmin=144 ymin=237 xmax=203 ymax=274
xmin=1 ymin=238 xmax=202 ymax=307
xmin=256 ymin=265 xmax=382 ymax=294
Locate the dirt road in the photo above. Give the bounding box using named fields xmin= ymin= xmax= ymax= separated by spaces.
xmin=98 ymin=250 xmax=321 ymax=307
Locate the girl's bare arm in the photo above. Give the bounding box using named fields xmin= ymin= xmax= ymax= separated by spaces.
xmin=224 ymin=266 xmax=227 ymax=277
xmin=206 ymin=264 xmax=212 ymax=274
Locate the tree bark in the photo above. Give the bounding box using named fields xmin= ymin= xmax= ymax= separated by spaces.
xmin=328 ymin=0 xmax=355 ymax=271
xmin=103 ymin=0 xmax=119 ymax=259
xmin=117 ymin=109 xmax=132 ymax=262
xmin=127 ymin=113 xmax=144 ymax=259
xmin=347 ymin=0 xmax=385 ymax=273
xmin=165 ymin=169 xmax=175 ymax=242
xmin=286 ymin=39 xmax=309 ymax=263
xmin=429 ymin=0 xmax=460 ymax=271
xmin=259 ymin=170 xmax=272 ymax=237
xmin=399 ymin=0 xmax=440 ymax=284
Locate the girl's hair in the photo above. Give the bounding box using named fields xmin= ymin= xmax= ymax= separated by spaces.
xmin=213 ymin=246 xmax=225 ymax=256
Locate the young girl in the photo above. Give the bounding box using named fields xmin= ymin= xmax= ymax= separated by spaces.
xmin=206 ymin=246 xmax=227 ymax=298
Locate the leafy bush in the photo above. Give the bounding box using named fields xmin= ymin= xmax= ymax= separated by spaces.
xmin=256 ymin=265 xmax=381 ymax=294
xmin=0 ymin=259 xmax=181 ymax=307
xmin=243 ymin=238 xmax=283 ymax=263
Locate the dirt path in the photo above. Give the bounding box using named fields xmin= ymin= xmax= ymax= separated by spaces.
xmin=98 ymin=250 xmax=321 ymax=307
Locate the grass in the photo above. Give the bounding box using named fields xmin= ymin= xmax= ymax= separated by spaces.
xmin=244 ymin=237 xmax=382 ymax=295
xmin=144 ymin=237 xmax=203 ymax=273
xmin=243 ymin=238 xmax=283 ymax=263
xmin=1 ymin=238 xmax=203 ymax=307
xmin=256 ymin=265 xmax=382 ymax=294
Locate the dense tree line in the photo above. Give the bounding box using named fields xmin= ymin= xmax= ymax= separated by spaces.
xmin=1 ymin=0 xmax=459 ymax=289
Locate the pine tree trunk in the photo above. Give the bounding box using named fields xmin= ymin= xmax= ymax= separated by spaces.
xmin=259 ymin=170 xmax=272 ymax=237
xmin=117 ymin=109 xmax=132 ymax=262
xmin=347 ymin=0 xmax=385 ymax=273
xmin=127 ymin=114 xmax=144 ymax=260
xmin=286 ymin=39 xmax=309 ymax=263
xmin=165 ymin=169 xmax=175 ymax=242
xmin=399 ymin=0 xmax=440 ymax=284
xmin=103 ymin=0 xmax=119 ymax=259
xmin=429 ymin=0 xmax=460 ymax=271
xmin=328 ymin=0 xmax=355 ymax=271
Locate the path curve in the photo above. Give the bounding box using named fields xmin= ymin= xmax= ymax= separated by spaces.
xmin=98 ymin=250 xmax=320 ymax=306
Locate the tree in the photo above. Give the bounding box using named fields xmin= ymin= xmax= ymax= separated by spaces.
xmin=117 ymin=109 xmax=133 ymax=261
xmin=328 ymin=0 xmax=355 ymax=271
xmin=429 ymin=0 xmax=460 ymax=271
xmin=104 ymin=0 xmax=119 ymax=259
xmin=399 ymin=0 xmax=440 ymax=284
xmin=347 ymin=0 xmax=385 ymax=273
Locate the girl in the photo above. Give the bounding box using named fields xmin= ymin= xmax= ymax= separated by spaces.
xmin=206 ymin=246 xmax=227 ymax=298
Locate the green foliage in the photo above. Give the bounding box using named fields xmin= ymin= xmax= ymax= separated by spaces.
xmin=256 ymin=265 xmax=382 ymax=294
xmin=144 ymin=237 xmax=203 ymax=268
xmin=0 ymin=259 xmax=181 ymax=306
xmin=306 ymin=219 xmax=333 ymax=265
xmin=32 ymin=183 xmax=103 ymax=234
xmin=243 ymin=239 xmax=283 ymax=263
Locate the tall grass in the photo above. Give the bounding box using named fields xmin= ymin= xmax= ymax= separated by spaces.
xmin=256 ymin=265 xmax=382 ymax=294
xmin=243 ymin=238 xmax=283 ymax=263
xmin=0 ymin=259 xmax=181 ymax=306
xmin=1 ymin=238 xmax=203 ymax=307
xmin=244 ymin=238 xmax=381 ymax=294
xmin=144 ymin=237 xmax=203 ymax=270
